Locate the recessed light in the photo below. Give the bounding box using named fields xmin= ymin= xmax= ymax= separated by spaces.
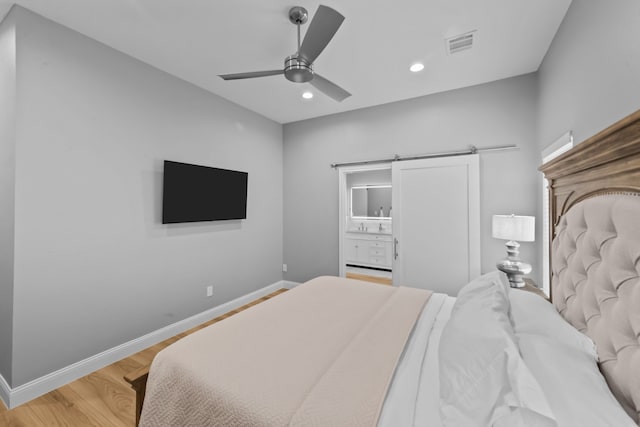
xmin=302 ymin=91 xmax=314 ymax=99
xmin=409 ymin=63 xmax=424 ymax=73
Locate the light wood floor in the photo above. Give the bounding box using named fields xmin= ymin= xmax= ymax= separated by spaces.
xmin=346 ymin=272 xmax=392 ymax=286
xmin=0 ymin=288 xmax=288 ymax=426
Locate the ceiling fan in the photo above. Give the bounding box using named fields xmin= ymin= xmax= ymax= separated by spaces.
xmin=219 ymin=5 xmax=351 ymax=102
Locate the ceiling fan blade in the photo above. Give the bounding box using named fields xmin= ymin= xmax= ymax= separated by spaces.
xmin=219 ymin=70 xmax=283 ymax=80
xmin=310 ymin=74 xmax=351 ymax=102
xmin=299 ymin=5 xmax=345 ymax=64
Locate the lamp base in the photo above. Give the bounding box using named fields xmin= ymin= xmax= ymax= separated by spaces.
xmin=496 ymin=240 xmax=532 ymax=288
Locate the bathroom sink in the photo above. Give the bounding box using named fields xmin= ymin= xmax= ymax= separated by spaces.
xmin=348 ymin=229 xmax=392 ymax=235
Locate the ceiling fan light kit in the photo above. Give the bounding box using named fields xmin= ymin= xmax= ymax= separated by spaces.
xmin=219 ymin=5 xmax=351 ymax=102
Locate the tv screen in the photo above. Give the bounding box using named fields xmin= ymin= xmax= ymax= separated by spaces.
xmin=162 ymin=160 xmax=248 ymax=224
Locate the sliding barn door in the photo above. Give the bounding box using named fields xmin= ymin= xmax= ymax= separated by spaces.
xmin=392 ymin=155 xmax=480 ymax=295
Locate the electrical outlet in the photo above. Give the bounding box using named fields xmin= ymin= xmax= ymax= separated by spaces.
xmin=282 ymin=263 xmax=288 ymax=272
xmin=206 ymin=286 xmax=213 ymax=297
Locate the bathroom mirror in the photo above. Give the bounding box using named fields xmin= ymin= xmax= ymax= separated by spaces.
xmin=351 ymin=185 xmax=392 ymax=219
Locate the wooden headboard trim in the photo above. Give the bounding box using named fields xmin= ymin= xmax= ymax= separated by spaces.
xmin=540 ymin=110 xmax=640 ymax=243
xmin=541 ymin=110 xmax=640 ymax=180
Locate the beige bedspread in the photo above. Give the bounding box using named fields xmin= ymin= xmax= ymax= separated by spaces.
xmin=139 ymin=276 xmax=432 ymax=427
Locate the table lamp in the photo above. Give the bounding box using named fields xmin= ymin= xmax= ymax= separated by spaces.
xmin=492 ymin=214 xmax=535 ymax=288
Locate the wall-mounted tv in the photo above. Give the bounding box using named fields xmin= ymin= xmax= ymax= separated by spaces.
xmin=162 ymin=160 xmax=248 ymax=224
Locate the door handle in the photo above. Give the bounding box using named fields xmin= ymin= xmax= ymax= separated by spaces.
xmin=394 ymin=238 xmax=399 ymax=260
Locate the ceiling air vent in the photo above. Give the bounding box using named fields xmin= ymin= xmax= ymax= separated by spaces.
xmin=446 ymin=31 xmax=476 ymax=55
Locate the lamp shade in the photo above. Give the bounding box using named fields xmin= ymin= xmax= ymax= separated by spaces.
xmin=492 ymin=215 xmax=535 ymax=242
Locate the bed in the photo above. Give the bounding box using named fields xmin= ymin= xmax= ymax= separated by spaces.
xmin=126 ymin=109 xmax=640 ymax=426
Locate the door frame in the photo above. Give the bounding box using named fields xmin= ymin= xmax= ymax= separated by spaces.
xmin=337 ymin=163 xmax=392 ymax=278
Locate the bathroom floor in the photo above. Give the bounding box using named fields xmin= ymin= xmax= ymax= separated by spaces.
xmin=346 ymin=266 xmax=392 ymax=285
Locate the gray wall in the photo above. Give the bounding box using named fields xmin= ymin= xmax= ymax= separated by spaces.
xmin=536 ymin=0 xmax=640 ymax=285
xmin=538 ymin=0 xmax=640 ymax=148
xmin=6 ymin=7 xmax=283 ymax=387
xmin=346 ymin=169 xmax=392 ymax=187
xmin=0 ymin=11 xmax=16 ymax=385
xmin=283 ymin=73 xmax=541 ymax=284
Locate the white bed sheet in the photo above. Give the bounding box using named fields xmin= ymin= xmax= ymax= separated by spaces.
xmin=378 ymin=292 xmax=456 ymax=427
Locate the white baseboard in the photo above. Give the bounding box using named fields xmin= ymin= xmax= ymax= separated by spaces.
xmin=282 ymin=280 xmax=301 ymax=289
xmin=1 ymin=280 xmax=288 ymax=409
xmin=0 ymin=372 xmax=10 ymax=409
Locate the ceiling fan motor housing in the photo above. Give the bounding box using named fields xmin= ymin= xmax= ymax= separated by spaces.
xmin=284 ymin=55 xmax=314 ymax=83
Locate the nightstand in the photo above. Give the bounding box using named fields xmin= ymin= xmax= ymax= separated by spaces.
xmin=516 ymin=278 xmax=549 ymax=301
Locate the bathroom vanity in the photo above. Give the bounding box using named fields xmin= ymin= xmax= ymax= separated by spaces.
xmin=344 ymin=231 xmax=393 ymax=270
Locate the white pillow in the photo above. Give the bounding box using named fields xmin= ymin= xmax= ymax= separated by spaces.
xmin=508 ymin=289 xmax=636 ymax=426
xmin=439 ymin=272 xmax=557 ymax=427
xmin=508 ymin=288 xmax=597 ymax=359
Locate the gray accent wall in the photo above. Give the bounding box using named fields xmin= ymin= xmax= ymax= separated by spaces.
xmin=538 ymin=0 xmax=640 ymax=148
xmin=283 ymin=74 xmax=541 ymax=285
xmin=5 ymin=7 xmax=283 ymax=388
xmin=0 ymin=10 xmax=16 ymax=386
xmin=536 ymin=0 xmax=640 ymax=284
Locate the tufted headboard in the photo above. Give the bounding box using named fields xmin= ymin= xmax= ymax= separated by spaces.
xmin=540 ymin=109 xmax=640 ymax=423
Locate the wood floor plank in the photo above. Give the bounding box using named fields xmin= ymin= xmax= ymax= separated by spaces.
xmin=2 ymin=403 xmax=46 ymax=427
xmin=66 ymin=366 xmax=134 ymax=426
xmin=346 ymin=272 xmax=392 ymax=285
xmin=61 ymin=387 xmax=129 ymax=426
xmin=2 ymin=288 xmax=287 ymax=426
xmin=23 ymin=389 xmax=92 ymax=427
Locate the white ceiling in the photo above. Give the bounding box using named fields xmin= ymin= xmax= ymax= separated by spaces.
xmin=0 ymin=0 xmax=572 ymax=124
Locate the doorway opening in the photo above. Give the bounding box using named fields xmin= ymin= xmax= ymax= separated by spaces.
xmin=338 ymin=165 xmax=393 ymax=285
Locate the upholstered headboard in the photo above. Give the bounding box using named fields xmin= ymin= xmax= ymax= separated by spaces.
xmin=540 ymin=110 xmax=640 ymax=423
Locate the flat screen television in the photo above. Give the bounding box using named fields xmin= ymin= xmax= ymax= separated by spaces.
xmin=162 ymin=160 xmax=248 ymax=224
